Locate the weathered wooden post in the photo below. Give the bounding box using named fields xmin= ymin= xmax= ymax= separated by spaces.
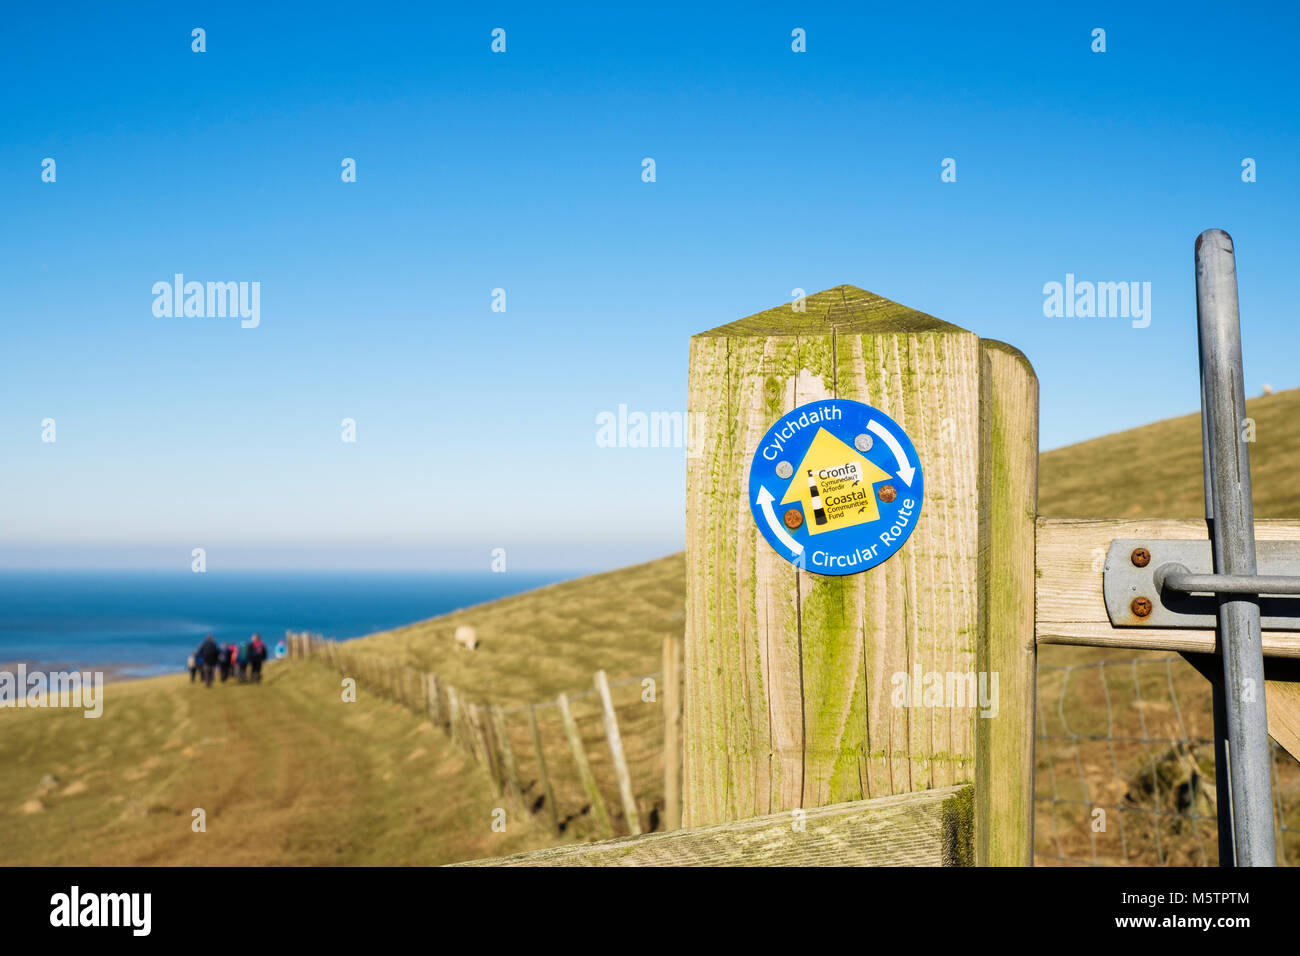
xmin=527 ymin=702 xmax=562 ymax=834
xmin=426 ymin=673 xmax=443 ymax=726
xmin=594 ymin=670 xmax=641 ymax=835
xmin=490 ymin=705 xmax=525 ymax=803
xmin=557 ymin=692 xmax=614 ymax=838
xmin=663 ymin=635 xmax=683 ymax=831
xmin=684 ymin=285 xmax=1037 ymax=865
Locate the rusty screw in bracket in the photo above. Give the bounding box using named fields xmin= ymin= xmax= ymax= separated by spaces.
xmin=783 ymin=508 xmax=804 ymax=530
xmin=1131 ymin=547 xmax=1151 ymax=568
xmin=878 ymin=484 xmax=897 ymax=503
xmin=1130 ymin=596 xmax=1153 ymax=618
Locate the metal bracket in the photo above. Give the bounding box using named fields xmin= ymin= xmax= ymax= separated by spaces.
xmin=1103 ymin=538 xmax=1300 ymax=631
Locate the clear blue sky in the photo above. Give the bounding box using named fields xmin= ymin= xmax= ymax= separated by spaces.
xmin=2 ymin=2 xmax=1298 ymax=571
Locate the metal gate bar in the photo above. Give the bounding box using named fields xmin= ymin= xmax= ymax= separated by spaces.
xmin=1195 ymin=227 xmax=1276 ymax=866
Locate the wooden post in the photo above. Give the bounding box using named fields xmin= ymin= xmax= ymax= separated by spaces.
xmin=491 ymin=706 xmax=525 ymax=803
xmin=558 ymin=692 xmax=613 ymax=838
xmin=663 ymin=635 xmax=683 ymax=831
xmin=594 ymin=670 xmax=641 ymax=835
xmin=447 ymin=686 xmax=463 ymax=748
xmin=427 ymin=673 xmax=443 ymax=727
xmin=683 ymin=286 xmax=1037 ymax=862
xmin=470 ymin=704 xmax=502 ymax=795
xmin=975 ymin=341 xmax=1038 ymax=866
xmin=527 ymin=702 xmax=562 ymax=834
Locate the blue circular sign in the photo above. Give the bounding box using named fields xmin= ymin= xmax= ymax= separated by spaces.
xmin=747 ymin=399 xmax=924 ymax=576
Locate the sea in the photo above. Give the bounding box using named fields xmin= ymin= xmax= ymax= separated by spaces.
xmin=0 ymin=570 xmax=567 ymax=679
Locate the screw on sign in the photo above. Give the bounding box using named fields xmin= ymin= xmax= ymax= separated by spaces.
xmin=747 ymin=399 xmax=924 ymax=576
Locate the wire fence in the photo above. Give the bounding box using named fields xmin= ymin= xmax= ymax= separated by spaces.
xmin=1035 ymin=655 xmax=1300 ymax=866
xmin=287 ymin=630 xmax=1298 ymax=865
xmin=286 ymin=631 xmax=672 ymax=842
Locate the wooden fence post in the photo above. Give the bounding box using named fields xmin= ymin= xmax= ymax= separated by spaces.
xmin=594 ymin=670 xmax=641 ymax=835
xmin=427 ymin=673 xmax=442 ymax=727
xmin=469 ymin=704 xmax=502 ymax=795
xmin=490 ymin=706 xmax=525 ymax=803
xmin=663 ymin=635 xmax=683 ymax=831
xmin=683 ymin=286 xmax=1035 ymax=864
xmin=557 ymin=692 xmax=613 ymax=838
xmin=975 ymin=342 xmax=1038 ymax=865
xmin=527 ymin=702 xmax=561 ymax=834
xmin=447 ymin=686 xmax=463 ymax=748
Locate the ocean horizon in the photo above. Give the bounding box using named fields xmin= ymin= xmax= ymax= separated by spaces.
xmin=0 ymin=570 xmax=570 ymax=678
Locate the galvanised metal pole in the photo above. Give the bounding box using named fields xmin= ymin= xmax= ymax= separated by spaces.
xmin=1195 ymin=227 xmax=1275 ymax=866
xmin=1198 ymin=312 xmax=1236 ymax=864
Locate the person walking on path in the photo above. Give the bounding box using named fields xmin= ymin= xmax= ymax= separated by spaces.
xmin=248 ymin=634 xmax=268 ymax=683
xmin=196 ymin=635 xmax=220 ymax=688
xmin=187 ymin=653 xmax=198 ymax=683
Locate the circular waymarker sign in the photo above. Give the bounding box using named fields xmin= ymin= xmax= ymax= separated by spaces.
xmin=747 ymin=398 xmax=924 ymax=576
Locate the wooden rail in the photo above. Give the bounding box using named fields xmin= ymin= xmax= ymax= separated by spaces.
xmin=1037 ymin=516 xmax=1300 ymax=762
xmin=454 ymin=785 xmax=972 ymax=867
xmin=1036 ymin=517 xmax=1300 ymax=657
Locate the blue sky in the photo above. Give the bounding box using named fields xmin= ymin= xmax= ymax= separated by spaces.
xmin=2 ymin=2 xmax=1298 ymax=571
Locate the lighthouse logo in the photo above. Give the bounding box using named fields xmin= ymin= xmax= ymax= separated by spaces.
xmin=748 ymin=399 xmax=924 ymax=576
xmin=806 ymin=471 xmax=828 ymax=525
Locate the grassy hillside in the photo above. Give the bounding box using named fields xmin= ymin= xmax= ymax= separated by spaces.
xmin=5 ymin=385 xmax=1297 ymax=866
xmin=350 ymin=387 xmax=1300 ymax=700
xmin=0 ymin=662 xmax=562 ymax=865
xmin=1039 ymin=386 xmax=1300 ymax=519
xmin=348 ymin=554 xmax=685 ymax=703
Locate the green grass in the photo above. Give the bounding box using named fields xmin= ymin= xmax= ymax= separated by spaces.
xmin=348 ymin=554 xmax=685 ymax=703
xmin=4 ymin=384 xmax=1297 ymax=865
xmin=1039 ymin=385 xmax=1300 ymax=519
xmin=0 ymin=661 xmax=561 ymax=865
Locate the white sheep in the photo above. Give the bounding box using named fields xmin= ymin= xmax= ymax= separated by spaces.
xmin=454 ymin=625 xmax=479 ymax=651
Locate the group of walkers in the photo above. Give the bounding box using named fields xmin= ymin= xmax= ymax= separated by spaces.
xmin=188 ymin=633 xmax=283 ymax=687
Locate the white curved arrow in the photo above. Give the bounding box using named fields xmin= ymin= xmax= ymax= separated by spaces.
xmin=756 ymin=485 xmax=803 ymax=554
xmin=867 ymin=419 xmax=916 ymax=486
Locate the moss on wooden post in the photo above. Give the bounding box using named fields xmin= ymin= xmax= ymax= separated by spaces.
xmin=976 ymin=341 xmax=1038 ymax=866
xmin=684 ymin=286 xmax=1036 ymax=867
xmin=940 ymin=785 xmax=976 ymax=866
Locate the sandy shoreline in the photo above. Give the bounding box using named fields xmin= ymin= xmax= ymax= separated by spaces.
xmin=0 ymin=659 xmax=182 ymax=686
